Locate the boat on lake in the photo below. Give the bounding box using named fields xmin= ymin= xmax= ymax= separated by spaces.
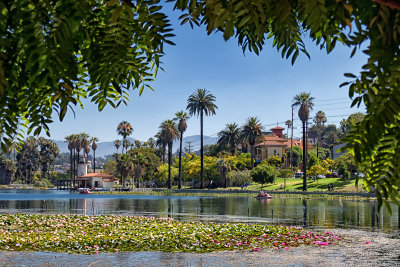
xmin=78 ymin=188 xmax=92 ymax=194
xmin=255 ymin=191 xmax=272 ymax=199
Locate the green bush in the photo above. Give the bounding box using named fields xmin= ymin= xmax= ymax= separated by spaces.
xmin=251 ymin=164 xmax=277 ymax=188
xmin=227 ymin=169 xmax=252 ymax=186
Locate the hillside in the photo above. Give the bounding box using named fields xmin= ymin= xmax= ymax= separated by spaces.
xmin=54 ymin=135 xmax=218 ymax=158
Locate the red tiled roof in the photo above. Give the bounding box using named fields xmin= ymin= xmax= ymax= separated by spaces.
xmin=80 ymin=173 xmax=113 ymax=178
xmin=270 ymin=126 xmax=284 ymax=130
xmin=102 ymin=178 xmax=116 ymax=182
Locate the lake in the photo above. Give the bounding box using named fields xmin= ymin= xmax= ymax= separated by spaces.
xmin=0 ymin=189 xmax=398 ymax=233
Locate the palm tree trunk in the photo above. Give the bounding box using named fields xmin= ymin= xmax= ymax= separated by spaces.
xmin=168 ymin=143 xmax=172 ymax=189
xmin=162 ymin=144 xmax=166 ymax=163
xmin=73 ymin=150 xmax=76 ymax=180
xmin=93 ymin=150 xmax=96 ymax=172
xmin=250 ymin=144 xmax=254 ymax=169
xmin=200 ymin=110 xmax=204 ymax=189
xmin=302 ymin=121 xmax=307 ymax=191
xmin=178 ymin=131 xmax=183 ymax=189
xmin=69 ymin=149 xmax=73 ymax=180
xmin=224 ymin=170 xmax=227 ymax=188
xmin=77 ymin=150 xmax=80 ymax=178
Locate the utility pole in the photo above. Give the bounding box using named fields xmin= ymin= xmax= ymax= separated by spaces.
xmin=185 ymin=142 xmax=193 ymax=153
xmin=290 ymin=107 xmax=294 ymax=169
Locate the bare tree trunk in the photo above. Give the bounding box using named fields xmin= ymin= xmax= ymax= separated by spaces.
xmin=178 ymin=131 xmax=183 ymax=189
xmin=302 ymin=121 xmax=307 ymax=191
xmin=168 ymin=143 xmax=172 ymax=189
xmin=200 ymin=110 xmax=204 ymax=189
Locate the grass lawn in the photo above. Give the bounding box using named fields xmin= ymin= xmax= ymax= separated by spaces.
xmin=234 ymin=177 xmax=366 ymax=193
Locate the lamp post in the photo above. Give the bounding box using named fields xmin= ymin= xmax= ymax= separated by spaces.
xmin=298 ymin=102 xmax=309 ymax=191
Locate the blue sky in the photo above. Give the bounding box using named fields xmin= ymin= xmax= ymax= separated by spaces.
xmin=46 ymin=4 xmax=366 ymax=143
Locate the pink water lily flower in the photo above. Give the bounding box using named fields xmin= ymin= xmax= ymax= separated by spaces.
xmin=365 ymin=241 xmax=370 ymax=244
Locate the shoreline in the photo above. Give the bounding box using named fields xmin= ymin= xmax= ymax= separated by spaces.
xmin=0 ymin=229 xmax=398 ymax=266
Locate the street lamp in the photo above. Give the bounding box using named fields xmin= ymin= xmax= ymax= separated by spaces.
xmin=298 ymin=102 xmax=309 ymax=191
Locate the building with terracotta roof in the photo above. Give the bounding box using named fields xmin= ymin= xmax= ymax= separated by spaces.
xmin=252 ymin=126 xmax=309 ymax=164
xmin=56 ymin=163 xmax=118 ymax=190
xmin=78 ymin=172 xmax=119 ymax=189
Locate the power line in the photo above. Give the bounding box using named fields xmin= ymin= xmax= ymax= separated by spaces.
xmin=314 ymin=97 xmax=348 ymax=102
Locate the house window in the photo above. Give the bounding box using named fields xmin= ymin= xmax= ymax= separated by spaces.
xmin=274 ymin=150 xmax=277 ymax=156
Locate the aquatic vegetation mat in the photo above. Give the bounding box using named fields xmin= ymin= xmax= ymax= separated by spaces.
xmin=0 ymin=214 xmax=343 ymax=254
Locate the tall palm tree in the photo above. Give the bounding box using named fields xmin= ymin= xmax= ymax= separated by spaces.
xmin=241 ymin=117 xmax=264 ymax=169
xmin=114 ymin=140 xmax=121 ymax=154
xmin=298 ymin=102 xmax=310 ymax=191
xmin=314 ymin=111 xmax=327 ymax=159
xmin=186 ymin=89 xmax=218 ymax=189
xmin=174 ymin=111 xmax=190 ymax=189
xmin=65 ymin=134 xmax=75 ymax=180
xmin=79 ymin=132 xmax=90 ymax=164
xmin=217 ymin=123 xmax=241 ymax=156
xmin=285 ymin=120 xmax=292 ymax=138
xmin=73 ymin=135 xmax=82 ymax=178
xmin=155 ymin=131 xmax=167 ymax=163
xmin=160 ymin=119 xmax=179 ymax=189
xmin=292 ymin=92 xmax=314 ymax=190
xmin=91 ymin=137 xmax=99 ymax=172
xmin=117 ymin=121 xmax=133 ymax=153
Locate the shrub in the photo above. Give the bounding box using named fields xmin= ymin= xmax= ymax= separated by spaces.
xmin=251 ymin=164 xmax=277 ymax=188
xmin=227 ymin=170 xmax=252 ymax=186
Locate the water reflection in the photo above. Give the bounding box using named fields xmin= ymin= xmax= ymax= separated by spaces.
xmin=0 ymin=190 xmax=398 ymax=233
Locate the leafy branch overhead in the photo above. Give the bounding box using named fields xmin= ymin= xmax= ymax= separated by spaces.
xmin=1 ymin=0 xmax=400 ymax=209
xmin=0 ymin=0 xmax=174 ymax=149
xmin=171 ymin=0 xmax=400 ymax=209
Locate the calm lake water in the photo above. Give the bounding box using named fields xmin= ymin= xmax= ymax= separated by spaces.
xmin=0 ymin=189 xmax=398 ymax=234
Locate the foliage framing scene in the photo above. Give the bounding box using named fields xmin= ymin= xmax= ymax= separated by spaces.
xmin=0 ymin=0 xmax=400 ymax=260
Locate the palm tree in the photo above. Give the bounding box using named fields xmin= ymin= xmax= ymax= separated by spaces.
xmin=91 ymin=137 xmax=99 ymax=172
xmin=314 ymin=111 xmax=327 ymax=159
xmin=160 ymin=119 xmax=179 ymax=189
xmin=123 ymin=139 xmax=131 ymax=153
xmin=292 ymin=92 xmax=314 ymax=191
xmin=186 ymin=89 xmax=218 ymax=189
xmin=174 ymin=111 xmax=190 ymax=189
xmin=217 ymin=123 xmax=241 ymax=156
xmin=65 ymin=134 xmax=75 ymax=180
xmin=117 ymin=121 xmax=133 ymax=153
xmin=147 ymin=137 xmax=155 ymax=148
xmin=132 ymin=152 xmax=147 ymax=188
xmin=241 ymin=117 xmax=264 ymax=169
xmin=285 ymin=120 xmax=292 ymax=138
xmin=114 ymin=140 xmax=121 ymax=154
xmin=291 ymin=92 xmax=315 ymax=110
xmin=298 ymin=103 xmax=309 ymax=191
xmin=155 ymin=131 xmax=167 ymax=163
xmin=117 ymin=153 xmax=134 ymax=187
xmin=79 ymin=133 xmax=90 ymax=164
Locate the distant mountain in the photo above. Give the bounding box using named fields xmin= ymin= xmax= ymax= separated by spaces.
xmin=54 ymin=136 xmax=218 ymax=158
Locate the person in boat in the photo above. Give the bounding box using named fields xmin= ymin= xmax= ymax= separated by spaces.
xmin=257 ymin=191 xmax=271 ymax=197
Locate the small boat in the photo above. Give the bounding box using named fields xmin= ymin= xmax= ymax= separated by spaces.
xmin=254 ymin=195 xmax=272 ymax=199
xmin=78 ymin=188 xmax=92 ymax=194
xmin=254 ymin=191 xmax=272 ymax=199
